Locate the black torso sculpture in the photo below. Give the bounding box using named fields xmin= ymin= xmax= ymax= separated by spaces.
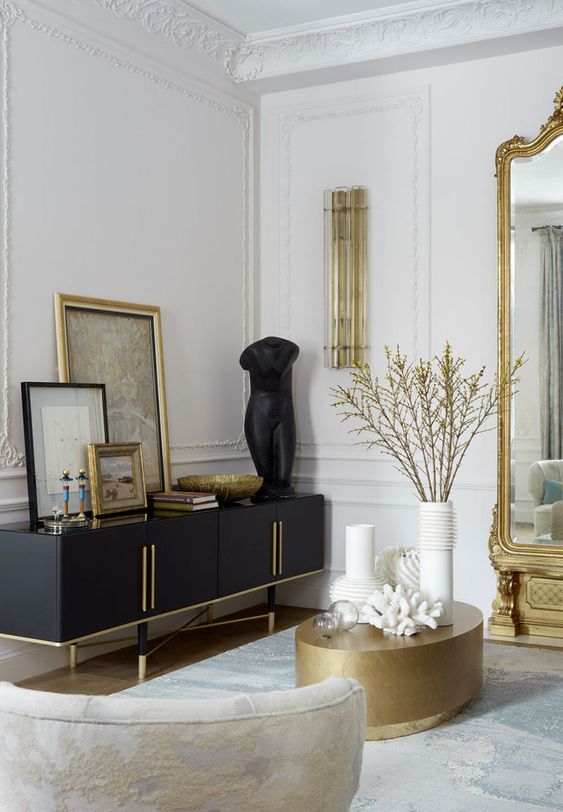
xmin=240 ymin=336 xmax=299 ymax=500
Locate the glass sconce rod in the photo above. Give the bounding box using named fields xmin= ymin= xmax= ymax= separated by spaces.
xmin=324 ymin=186 xmax=368 ymax=368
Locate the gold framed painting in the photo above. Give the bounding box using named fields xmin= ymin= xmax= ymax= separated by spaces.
xmin=55 ymin=293 xmax=171 ymax=493
xmin=88 ymin=442 xmax=147 ymax=517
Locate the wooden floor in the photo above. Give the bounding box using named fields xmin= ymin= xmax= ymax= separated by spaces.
xmin=18 ymin=604 xmax=316 ymax=696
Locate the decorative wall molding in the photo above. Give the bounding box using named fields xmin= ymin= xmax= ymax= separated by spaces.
xmin=0 ymin=467 xmax=26 ymax=480
xmin=0 ymin=496 xmax=29 ymax=514
xmin=0 ymin=2 xmax=252 ymax=465
xmin=277 ymin=90 xmax=429 ymax=450
xmin=90 ymin=0 xmax=246 ymax=78
xmin=293 ymin=473 xmax=497 ymax=493
xmin=516 ymin=207 xmax=563 ymax=223
xmin=328 ymin=497 xmax=418 ymax=511
xmin=240 ymin=0 xmax=563 ymax=81
xmin=87 ymin=1 xmax=563 ymax=83
xmin=171 ymin=450 xmax=251 ymax=466
xmin=513 ymin=436 xmax=541 ymax=455
xmin=280 ymin=92 xmax=425 ymax=343
xmin=0 ymin=19 xmax=24 ymax=468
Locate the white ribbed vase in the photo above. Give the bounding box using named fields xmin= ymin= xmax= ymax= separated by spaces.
xmin=418 ymin=501 xmax=455 ymax=626
xmin=329 ymin=524 xmax=383 ymax=622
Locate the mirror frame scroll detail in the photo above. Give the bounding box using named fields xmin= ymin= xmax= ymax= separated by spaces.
xmin=489 ymin=87 xmax=563 ymax=639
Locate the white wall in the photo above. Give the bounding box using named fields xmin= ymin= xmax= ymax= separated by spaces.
xmin=0 ymin=0 xmax=257 ymax=680
xmin=261 ymin=43 xmax=563 ymax=620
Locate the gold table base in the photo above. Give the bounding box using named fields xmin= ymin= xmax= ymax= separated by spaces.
xmin=295 ymin=601 xmax=483 ymax=741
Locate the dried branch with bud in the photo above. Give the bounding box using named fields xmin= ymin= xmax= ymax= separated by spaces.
xmin=331 ymin=344 xmax=523 ymax=502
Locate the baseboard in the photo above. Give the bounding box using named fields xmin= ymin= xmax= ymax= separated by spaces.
xmin=0 ymin=644 xmax=68 ymax=683
xmin=276 ymin=571 xmax=335 ymax=611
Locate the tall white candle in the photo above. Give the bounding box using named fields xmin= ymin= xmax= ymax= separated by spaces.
xmin=345 ymin=524 xmax=375 ymax=579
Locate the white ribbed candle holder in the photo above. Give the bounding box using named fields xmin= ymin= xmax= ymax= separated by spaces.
xmin=418 ymin=502 xmax=455 ymax=626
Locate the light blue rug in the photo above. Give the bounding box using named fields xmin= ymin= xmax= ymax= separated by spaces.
xmin=122 ymin=630 xmax=563 ymax=811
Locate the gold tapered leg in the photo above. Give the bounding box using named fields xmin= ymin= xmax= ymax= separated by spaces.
xmin=138 ymin=654 xmax=147 ymax=681
xmin=206 ymin=605 xmax=214 ymax=624
xmin=69 ymin=644 xmax=78 ymax=669
xmin=268 ymin=611 xmax=275 ymax=633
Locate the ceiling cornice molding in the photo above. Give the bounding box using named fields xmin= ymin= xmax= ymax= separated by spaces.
xmin=89 ymin=0 xmax=246 ymax=79
xmin=235 ymin=0 xmax=563 ymax=81
xmin=89 ymin=0 xmax=563 ymax=83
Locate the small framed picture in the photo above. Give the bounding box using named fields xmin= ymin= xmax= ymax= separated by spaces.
xmin=88 ymin=442 xmax=147 ymax=517
xmin=21 ymin=382 xmax=108 ymax=523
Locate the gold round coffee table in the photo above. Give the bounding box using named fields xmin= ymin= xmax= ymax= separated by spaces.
xmin=295 ymin=601 xmax=483 ymax=740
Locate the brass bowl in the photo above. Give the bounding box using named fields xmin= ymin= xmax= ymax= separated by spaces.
xmin=177 ymin=474 xmax=263 ymax=503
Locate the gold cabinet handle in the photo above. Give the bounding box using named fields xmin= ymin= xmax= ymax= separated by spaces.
xmin=271 ymin=522 xmax=278 ymax=576
xmin=141 ymin=546 xmax=148 ymax=613
xmin=151 ymin=544 xmax=156 ymax=610
xmin=278 ymin=521 xmax=283 ymax=575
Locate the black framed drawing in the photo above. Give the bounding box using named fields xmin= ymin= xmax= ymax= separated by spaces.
xmin=21 ymin=382 xmax=108 ymax=523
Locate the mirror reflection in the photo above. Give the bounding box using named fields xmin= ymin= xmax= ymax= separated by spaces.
xmin=511 ymin=134 xmax=563 ymax=545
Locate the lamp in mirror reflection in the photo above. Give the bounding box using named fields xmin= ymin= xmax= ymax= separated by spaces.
xmin=324 ymin=186 xmax=368 ymax=368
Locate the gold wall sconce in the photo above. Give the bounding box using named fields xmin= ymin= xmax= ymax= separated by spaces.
xmin=324 ymin=186 xmax=368 ymax=368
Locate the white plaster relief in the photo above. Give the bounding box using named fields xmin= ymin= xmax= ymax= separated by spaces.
xmin=0 ymin=2 xmax=251 ymax=464
xmin=89 ymin=0 xmax=253 ymax=79
xmin=242 ymin=0 xmax=563 ymax=81
xmin=86 ymin=0 xmax=563 ymax=83
xmin=0 ymin=18 xmax=24 ymax=467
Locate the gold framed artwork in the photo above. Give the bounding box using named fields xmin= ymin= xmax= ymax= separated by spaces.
xmin=55 ymin=294 xmax=171 ymax=493
xmin=88 ymin=442 xmax=147 ymax=517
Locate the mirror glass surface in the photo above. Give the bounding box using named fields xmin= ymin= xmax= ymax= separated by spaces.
xmin=511 ymin=133 xmax=563 ymax=545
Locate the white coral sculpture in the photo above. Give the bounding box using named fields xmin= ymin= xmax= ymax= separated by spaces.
xmin=362 ymin=583 xmax=443 ymax=636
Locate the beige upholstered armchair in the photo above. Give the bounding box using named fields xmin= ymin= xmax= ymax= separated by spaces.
xmin=0 ymin=677 xmax=365 ymax=812
xmin=528 ymin=460 xmax=563 ymax=536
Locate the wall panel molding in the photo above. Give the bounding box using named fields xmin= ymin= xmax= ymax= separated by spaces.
xmin=0 ymin=2 xmax=253 ymax=468
xmin=275 ymin=89 xmax=429 ymax=451
xmin=0 ymin=496 xmax=29 ymax=514
xmin=0 ymin=18 xmax=24 ymax=468
xmin=279 ymin=92 xmax=427 ymax=346
xmin=293 ymin=473 xmax=496 ymax=493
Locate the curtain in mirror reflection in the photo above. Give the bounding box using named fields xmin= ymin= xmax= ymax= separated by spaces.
xmin=537 ymin=225 xmax=563 ymax=460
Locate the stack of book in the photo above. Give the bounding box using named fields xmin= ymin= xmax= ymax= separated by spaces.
xmin=148 ymin=491 xmax=218 ymax=512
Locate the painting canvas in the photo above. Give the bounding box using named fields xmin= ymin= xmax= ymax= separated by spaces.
xmin=55 ymin=295 xmax=171 ymax=493
xmin=98 ymin=454 xmax=138 ymax=502
xmin=88 ymin=442 xmax=147 ymax=517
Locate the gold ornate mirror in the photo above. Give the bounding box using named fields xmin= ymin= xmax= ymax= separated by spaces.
xmin=490 ymin=88 xmax=563 ymax=638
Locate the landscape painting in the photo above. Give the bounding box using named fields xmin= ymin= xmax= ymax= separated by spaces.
xmin=88 ymin=442 xmax=147 ymax=517
xmin=55 ymin=295 xmax=171 ymax=493
xmin=99 ymin=454 xmax=138 ymax=502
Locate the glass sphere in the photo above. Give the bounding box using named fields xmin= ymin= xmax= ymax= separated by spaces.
xmin=328 ymin=600 xmax=360 ymax=631
xmin=313 ymin=611 xmax=339 ymax=638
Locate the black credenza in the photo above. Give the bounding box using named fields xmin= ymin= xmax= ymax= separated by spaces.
xmin=0 ymin=494 xmax=324 ymax=679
